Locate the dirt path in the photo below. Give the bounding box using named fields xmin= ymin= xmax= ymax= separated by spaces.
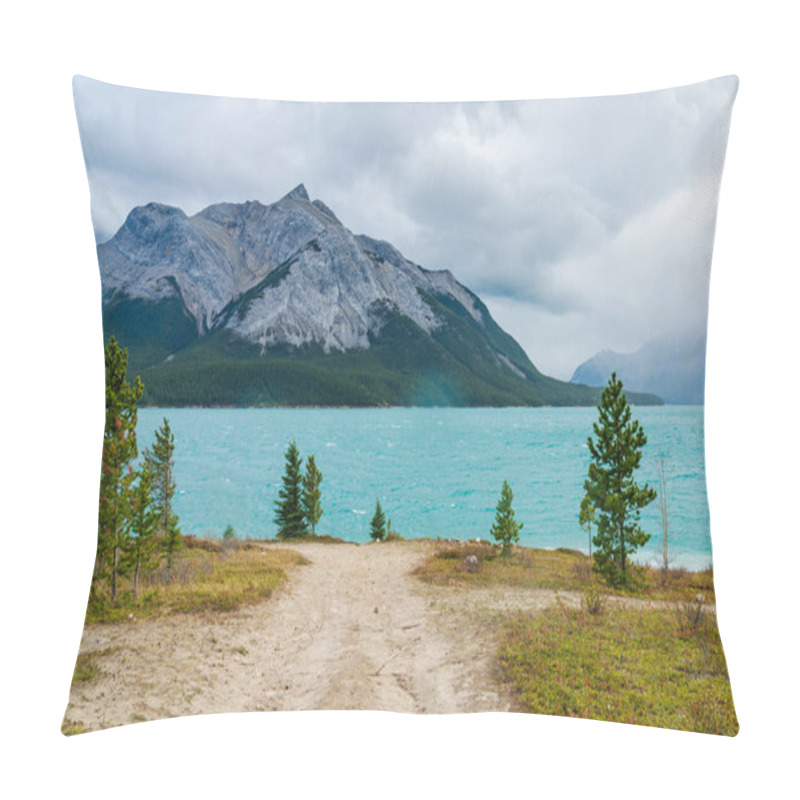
xmin=66 ymin=541 xmax=538 ymax=731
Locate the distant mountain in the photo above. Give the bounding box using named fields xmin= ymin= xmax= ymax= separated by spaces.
xmin=570 ymin=335 xmax=706 ymax=404
xmin=99 ymin=184 xmax=662 ymax=407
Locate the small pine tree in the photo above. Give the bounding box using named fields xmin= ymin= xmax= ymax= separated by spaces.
xmin=124 ymin=461 xmax=159 ymax=598
xmin=146 ymin=418 xmax=182 ymax=569
xmin=582 ymin=373 xmax=656 ymax=587
xmin=302 ymin=454 xmax=323 ymax=536
xmin=370 ymin=500 xmax=387 ymax=542
xmin=490 ymin=480 xmax=522 ymax=557
xmin=275 ymin=441 xmax=308 ymax=539
xmin=222 ymin=524 xmax=237 ymax=542
xmin=97 ymin=336 xmax=143 ymax=602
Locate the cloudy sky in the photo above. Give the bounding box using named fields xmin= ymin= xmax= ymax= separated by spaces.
xmin=73 ymin=75 xmax=737 ymax=379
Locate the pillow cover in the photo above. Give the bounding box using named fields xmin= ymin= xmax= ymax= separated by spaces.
xmin=64 ymin=75 xmax=738 ymax=736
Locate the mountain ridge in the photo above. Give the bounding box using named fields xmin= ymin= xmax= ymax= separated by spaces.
xmin=570 ymin=334 xmax=705 ymax=404
xmin=99 ymin=185 xmax=662 ymax=407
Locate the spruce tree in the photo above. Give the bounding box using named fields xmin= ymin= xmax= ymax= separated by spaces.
xmin=370 ymin=500 xmax=387 ymax=541
xmin=582 ymin=373 xmax=656 ymax=587
xmin=146 ymin=417 xmax=182 ymax=569
xmin=97 ymin=337 xmax=143 ymax=602
xmin=274 ymin=441 xmax=308 ymax=539
xmin=490 ymin=480 xmax=522 ymax=557
xmin=124 ymin=461 xmax=159 ymax=598
xmin=223 ymin=524 xmax=237 ymax=543
xmin=302 ymin=454 xmax=323 ymax=536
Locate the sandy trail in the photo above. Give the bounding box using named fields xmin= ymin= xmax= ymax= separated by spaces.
xmin=67 ymin=541 xmax=546 ymax=731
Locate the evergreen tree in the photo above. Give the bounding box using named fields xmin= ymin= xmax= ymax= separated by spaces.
xmin=302 ymin=454 xmax=323 ymax=536
xmin=222 ymin=524 xmax=237 ymax=542
xmin=582 ymin=373 xmax=656 ymax=587
xmin=97 ymin=337 xmax=143 ymax=602
xmin=370 ymin=500 xmax=387 ymax=541
xmin=274 ymin=441 xmax=308 ymax=539
xmin=146 ymin=417 xmax=182 ymax=569
xmin=490 ymin=480 xmax=522 ymax=557
xmin=124 ymin=461 xmax=159 ymax=598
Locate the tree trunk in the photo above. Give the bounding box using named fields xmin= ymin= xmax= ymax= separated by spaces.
xmin=111 ymin=467 xmax=120 ymax=601
xmin=112 ymin=543 xmax=118 ymax=602
xmin=659 ymin=458 xmax=669 ymax=582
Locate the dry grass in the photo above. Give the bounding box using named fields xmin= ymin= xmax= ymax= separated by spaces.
xmin=71 ymin=651 xmax=102 ymax=685
xmin=87 ymin=541 xmax=308 ymax=623
xmin=413 ymin=542 xmax=587 ymax=591
xmin=61 ymin=719 xmax=86 ymax=736
xmin=631 ymin=564 xmax=716 ymax=603
xmin=413 ymin=541 xmax=717 ymax=603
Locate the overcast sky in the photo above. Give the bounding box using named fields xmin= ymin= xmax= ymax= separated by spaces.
xmin=73 ymin=75 xmax=737 ymax=379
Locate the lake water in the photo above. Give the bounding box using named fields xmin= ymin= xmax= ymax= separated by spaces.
xmin=137 ymin=406 xmax=713 ymax=570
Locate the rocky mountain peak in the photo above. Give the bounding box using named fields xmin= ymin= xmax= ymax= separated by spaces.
xmin=97 ymin=187 xmax=648 ymax=407
xmin=122 ymin=202 xmax=186 ymax=239
xmin=282 ymin=183 xmax=310 ymax=202
xmin=101 ymin=187 xmax=506 ymax=361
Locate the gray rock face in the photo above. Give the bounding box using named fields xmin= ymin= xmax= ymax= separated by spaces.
xmin=230 ymin=223 xmax=440 ymax=354
xmin=98 ymin=184 xmax=485 ymax=350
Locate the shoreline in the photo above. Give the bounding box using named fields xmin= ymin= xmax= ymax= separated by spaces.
xmin=186 ymin=534 xmax=715 ymax=574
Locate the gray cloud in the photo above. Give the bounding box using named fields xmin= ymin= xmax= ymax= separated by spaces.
xmin=73 ymin=75 xmax=737 ymax=379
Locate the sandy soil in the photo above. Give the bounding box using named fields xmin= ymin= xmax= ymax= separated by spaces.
xmin=68 ymin=540 xmax=571 ymax=731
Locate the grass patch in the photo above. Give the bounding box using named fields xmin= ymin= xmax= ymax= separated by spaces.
xmin=499 ymin=603 xmax=737 ymax=735
xmin=413 ymin=542 xmax=716 ymax=602
xmin=237 ymin=534 xmax=351 ymax=545
xmin=621 ymin=564 xmax=717 ymax=603
xmin=61 ymin=719 xmax=86 ymax=737
xmin=290 ymin=534 xmax=351 ymax=545
xmin=86 ymin=542 xmax=308 ymax=624
xmin=414 ymin=543 xmax=594 ymax=592
xmin=71 ymin=652 xmax=102 ymax=685
xmin=415 ymin=541 xmax=733 ymax=733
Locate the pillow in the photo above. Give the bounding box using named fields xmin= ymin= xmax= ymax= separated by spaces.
xmin=64 ymin=75 xmax=738 ymax=735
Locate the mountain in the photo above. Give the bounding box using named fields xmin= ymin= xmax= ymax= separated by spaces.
xmin=570 ymin=334 xmax=706 ymax=404
xmin=99 ymin=184 xmax=662 ymax=407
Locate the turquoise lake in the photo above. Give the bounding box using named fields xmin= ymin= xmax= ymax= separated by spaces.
xmin=137 ymin=406 xmax=713 ymax=571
